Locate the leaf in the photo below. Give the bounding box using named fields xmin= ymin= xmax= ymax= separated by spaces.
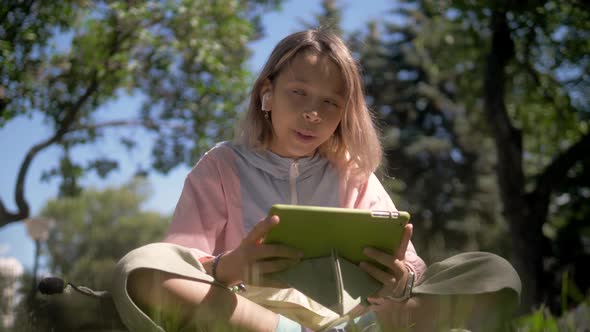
xmin=85 ymin=158 xmax=119 ymax=178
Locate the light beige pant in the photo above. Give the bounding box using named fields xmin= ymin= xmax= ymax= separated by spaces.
xmin=107 ymin=243 xmax=520 ymax=331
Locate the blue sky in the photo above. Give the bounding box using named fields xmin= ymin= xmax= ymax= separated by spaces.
xmin=0 ymin=0 xmax=392 ymax=271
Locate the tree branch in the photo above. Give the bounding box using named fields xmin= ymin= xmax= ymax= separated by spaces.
xmin=0 ymin=76 xmax=100 ymax=228
xmin=70 ymin=119 xmax=158 ymax=132
xmin=0 ymin=9 xmax=142 ymax=228
xmin=533 ymin=131 xmax=590 ymax=200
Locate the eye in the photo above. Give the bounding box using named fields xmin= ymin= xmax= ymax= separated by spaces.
xmin=292 ymin=89 xmax=306 ymax=96
xmin=324 ymin=99 xmax=339 ymax=108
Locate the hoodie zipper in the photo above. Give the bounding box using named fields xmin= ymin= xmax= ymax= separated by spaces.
xmin=289 ymin=161 xmax=300 ymax=205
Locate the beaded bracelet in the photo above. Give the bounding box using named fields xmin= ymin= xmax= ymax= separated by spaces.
xmin=229 ymin=283 xmax=247 ymax=293
xmin=211 ymin=252 xmax=226 ymax=281
xmin=211 ymin=252 xmax=246 ymax=293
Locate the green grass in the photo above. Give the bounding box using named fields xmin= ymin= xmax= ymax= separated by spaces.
xmin=514 ymin=301 xmax=590 ymax=332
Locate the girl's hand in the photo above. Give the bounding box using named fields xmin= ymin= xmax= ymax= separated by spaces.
xmin=215 ymin=215 xmax=304 ymax=286
xmin=359 ymin=223 xmax=413 ymax=304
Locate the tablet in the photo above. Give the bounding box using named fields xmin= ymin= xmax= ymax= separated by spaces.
xmin=264 ymin=204 xmax=410 ymax=264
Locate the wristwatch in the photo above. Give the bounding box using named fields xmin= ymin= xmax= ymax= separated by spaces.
xmin=386 ymin=270 xmax=415 ymax=302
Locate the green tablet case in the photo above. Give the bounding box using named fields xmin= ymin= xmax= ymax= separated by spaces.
xmin=265 ymin=205 xmax=410 ymax=315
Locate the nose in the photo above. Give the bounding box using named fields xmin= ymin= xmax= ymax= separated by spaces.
xmin=303 ymin=110 xmax=321 ymax=123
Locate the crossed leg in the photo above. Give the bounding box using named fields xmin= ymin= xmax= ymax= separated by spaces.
xmin=127 ymin=268 xmax=280 ymax=332
xmin=128 ymin=268 xmax=516 ymax=332
xmin=372 ymin=291 xmax=517 ymax=332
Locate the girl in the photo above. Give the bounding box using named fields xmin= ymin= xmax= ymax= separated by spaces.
xmin=112 ymin=29 xmax=521 ymax=332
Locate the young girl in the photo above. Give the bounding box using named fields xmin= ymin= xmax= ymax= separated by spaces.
xmin=111 ymin=29 xmax=521 ymax=332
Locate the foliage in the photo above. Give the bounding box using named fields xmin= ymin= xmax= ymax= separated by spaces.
xmin=349 ymin=1 xmax=508 ymax=264
xmin=299 ymin=0 xmax=343 ymax=36
xmin=0 ymin=274 xmax=17 ymax=331
xmin=0 ymin=180 xmax=167 ymax=331
xmin=449 ymin=0 xmax=589 ymax=309
xmin=515 ymin=300 xmax=590 ymax=332
xmin=0 ymin=1 xmax=79 ymax=124
xmin=1 ymin=271 xmax=53 ymax=332
xmin=348 ymin=0 xmax=589 ymax=309
xmin=0 ymin=0 xmax=282 ymax=227
xmin=40 ymin=178 xmax=168 ymax=290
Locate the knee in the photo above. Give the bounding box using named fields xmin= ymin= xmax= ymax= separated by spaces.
xmin=126 ymin=269 xmax=215 ymax=310
xmin=127 ymin=268 xmax=161 ymax=310
xmin=474 ymin=252 xmax=522 ymax=295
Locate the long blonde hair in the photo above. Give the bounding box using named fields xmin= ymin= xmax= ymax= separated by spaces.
xmin=235 ymin=29 xmax=382 ymax=177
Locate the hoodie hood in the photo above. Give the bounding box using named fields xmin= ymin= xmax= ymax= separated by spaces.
xmin=226 ymin=141 xmax=330 ymax=181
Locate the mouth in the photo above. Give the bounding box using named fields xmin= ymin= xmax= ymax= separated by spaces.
xmin=294 ymin=129 xmax=316 ymax=141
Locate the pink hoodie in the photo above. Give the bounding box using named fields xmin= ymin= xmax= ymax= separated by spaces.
xmin=164 ymin=141 xmax=426 ymax=281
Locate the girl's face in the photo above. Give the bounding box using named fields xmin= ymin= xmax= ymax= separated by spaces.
xmin=263 ymin=51 xmax=346 ymax=159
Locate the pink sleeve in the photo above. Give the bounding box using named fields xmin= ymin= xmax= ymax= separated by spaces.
xmin=163 ymin=150 xmax=229 ymax=260
xmin=343 ymin=173 xmax=427 ymax=283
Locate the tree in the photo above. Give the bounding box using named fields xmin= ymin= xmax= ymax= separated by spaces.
xmin=354 ymin=0 xmax=590 ymax=310
xmin=479 ymin=0 xmax=590 ymax=309
xmin=0 ymin=0 xmax=281 ymax=228
xmin=300 ymin=0 xmax=343 ymax=36
xmin=4 ymin=181 xmax=165 ymax=331
xmin=351 ymin=3 xmax=508 ymax=265
xmin=40 ymin=178 xmax=168 ymax=290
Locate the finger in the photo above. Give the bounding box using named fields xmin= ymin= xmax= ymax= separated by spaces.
xmin=363 ymin=247 xmax=395 ymax=270
xmin=389 ymin=259 xmax=407 ymax=281
xmin=395 ymin=224 xmax=413 ymax=260
xmin=253 ymin=244 xmax=304 ymax=260
xmin=243 ymin=215 xmax=280 ymax=244
xmin=359 ymin=261 xmax=394 ymax=284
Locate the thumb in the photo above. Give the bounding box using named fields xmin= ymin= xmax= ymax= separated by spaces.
xmin=395 ymin=223 xmax=412 ymax=260
xmin=243 ymin=215 xmax=280 ymax=244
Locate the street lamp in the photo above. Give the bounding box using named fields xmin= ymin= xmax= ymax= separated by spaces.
xmin=25 ymin=217 xmax=55 ymax=295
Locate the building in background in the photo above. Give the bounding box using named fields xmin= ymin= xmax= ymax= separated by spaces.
xmin=0 ymin=256 xmax=24 ymax=329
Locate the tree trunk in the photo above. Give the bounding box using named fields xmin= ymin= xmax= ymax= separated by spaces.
xmin=483 ymin=10 xmax=546 ymax=310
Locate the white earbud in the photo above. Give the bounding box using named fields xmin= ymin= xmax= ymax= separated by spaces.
xmin=261 ymin=93 xmax=270 ymax=111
